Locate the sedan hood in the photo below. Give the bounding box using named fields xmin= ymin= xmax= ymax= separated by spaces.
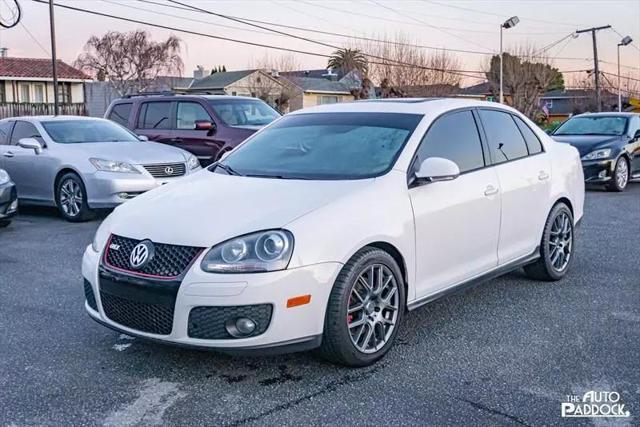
xmin=63 ymin=141 xmax=189 ymax=165
xmin=107 ymin=170 xmax=374 ymax=247
xmin=551 ymin=135 xmax=622 ymax=157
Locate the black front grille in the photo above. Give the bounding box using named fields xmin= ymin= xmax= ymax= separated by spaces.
xmin=100 ymin=291 xmax=174 ymax=335
xmin=188 ymin=304 xmax=273 ymax=339
xmin=83 ymin=279 xmax=98 ymax=311
xmin=143 ymin=163 xmax=186 ymax=178
xmin=105 ymin=235 xmax=203 ymax=278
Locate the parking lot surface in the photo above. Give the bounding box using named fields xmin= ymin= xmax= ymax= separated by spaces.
xmin=1 ymin=184 xmax=639 ymax=426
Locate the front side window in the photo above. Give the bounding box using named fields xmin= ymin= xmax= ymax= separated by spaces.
xmin=42 ymin=120 xmax=139 ymax=144
xmin=553 ymin=116 xmax=628 ymax=136
xmin=176 ymin=102 xmax=212 ymax=129
xmin=108 ymin=103 xmax=132 ymax=126
xmin=415 ymin=110 xmax=485 ymax=173
xmin=0 ymin=121 xmax=13 ymax=145
xmin=10 ymin=121 xmax=42 ymax=145
xmin=479 ymin=109 xmax=529 ymax=164
xmin=218 ymin=112 xmax=422 ymax=180
xmin=209 ymin=99 xmax=280 ymax=127
xmin=137 ymin=102 xmax=171 ymax=129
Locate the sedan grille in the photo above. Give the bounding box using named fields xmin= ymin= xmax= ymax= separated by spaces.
xmin=100 ymin=291 xmax=174 ymax=335
xmin=104 ymin=234 xmax=203 ymax=278
xmin=143 ymin=163 xmax=186 ymax=178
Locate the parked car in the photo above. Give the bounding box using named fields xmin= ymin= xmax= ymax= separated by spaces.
xmin=84 ymin=99 xmax=585 ymax=366
xmin=551 ymin=112 xmax=640 ymax=191
xmin=0 ymin=116 xmax=201 ymax=222
xmin=105 ymin=94 xmax=281 ymax=166
xmin=0 ymin=168 xmax=18 ymax=227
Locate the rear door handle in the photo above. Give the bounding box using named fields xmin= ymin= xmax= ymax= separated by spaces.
xmin=538 ymin=171 xmax=550 ymax=181
xmin=3 ymin=151 xmax=14 ymax=158
xmin=170 ymin=138 xmax=183 ymax=143
xmin=484 ymin=185 xmax=499 ymax=196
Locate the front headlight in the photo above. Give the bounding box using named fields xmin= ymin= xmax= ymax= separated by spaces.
xmin=90 ymin=158 xmax=140 ymax=173
xmin=582 ymin=149 xmax=612 ymax=161
xmin=187 ymin=154 xmax=200 ymax=170
xmin=0 ymin=169 xmax=9 ymax=185
xmin=201 ymin=230 xmax=294 ymax=273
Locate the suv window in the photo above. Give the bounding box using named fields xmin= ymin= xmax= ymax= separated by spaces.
xmin=176 ymin=102 xmax=212 ymax=129
xmin=513 ymin=115 xmax=543 ymax=154
xmin=415 ymin=110 xmax=485 ymax=173
xmin=479 ymin=109 xmax=529 ymax=164
xmin=108 ymin=103 xmax=132 ymax=126
xmin=137 ymin=101 xmax=171 ymax=129
xmin=0 ymin=121 xmax=13 ymax=145
xmin=10 ymin=121 xmax=43 ymax=146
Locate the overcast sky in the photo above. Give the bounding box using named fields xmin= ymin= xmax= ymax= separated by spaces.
xmin=0 ymin=0 xmax=638 ymax=86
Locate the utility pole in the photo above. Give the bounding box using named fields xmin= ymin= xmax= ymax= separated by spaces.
xmin=49 ymin=0 xmax=59 ymax=116
xmin=576 ymin=25 xmax=611 ymax=112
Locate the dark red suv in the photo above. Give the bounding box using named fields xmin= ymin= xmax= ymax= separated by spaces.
xmin=105 ymin=94 xmax=280 ymax=165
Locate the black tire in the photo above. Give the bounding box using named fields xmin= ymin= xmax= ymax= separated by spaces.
xmin=0 ymin=219 xmax=10 ymax=228
xmin=55 ymin=173 xmax=94 ymax=222
xmin=524 ymin=203 xmax=574 ymax=281
xmin=607 ymin=157 xmax=629 ymax=192
xmin=319 ymin=246 xmax=406 ymax=367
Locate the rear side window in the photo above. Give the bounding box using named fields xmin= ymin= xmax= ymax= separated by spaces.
xmin=10 ymin=121 xmax=43 ymax=146
xmin=415 ymin=110 xmax=485 ymax=173
xmin=479 ymin=110 xmax=529 ymax=164
xmin=0 ymin=121 xmax=12 ymax=145
xmin=513 ymin=115 xmax=543 ymax=154
xmin=137 ymin=102 xmax=171 ymax=129
xmin=108 ymin=103 xmax=132 ymax=126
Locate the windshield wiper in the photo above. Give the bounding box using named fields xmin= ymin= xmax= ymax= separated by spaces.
xmin=216 ymin=163 xmax=243 ymax=176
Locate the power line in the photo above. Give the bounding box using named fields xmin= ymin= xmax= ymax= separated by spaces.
xmin=18 ymin=20 xmax=50 ymax=55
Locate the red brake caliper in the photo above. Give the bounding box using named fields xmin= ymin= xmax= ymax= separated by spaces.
xmin=347 ymin=297 xmax=353 ymax=323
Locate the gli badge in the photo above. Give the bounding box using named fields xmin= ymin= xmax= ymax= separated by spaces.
xmin=129 ymin=240 xmax=155 ymax=270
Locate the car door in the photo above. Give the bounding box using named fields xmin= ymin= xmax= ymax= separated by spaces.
xmin=477 ymin=109 xmax=551 ymax=265
xmin=174 ymin=100 xmax=224 ymax=163
xmin=0 ymin=120 xmax=15 ymax=170
xmin=133 ymin=101 xmax=176 ymax=145
xmin=626 ymin=115 xmax=640 ymax=176
xmin=409 ymin=109 xmax=501 ymax=298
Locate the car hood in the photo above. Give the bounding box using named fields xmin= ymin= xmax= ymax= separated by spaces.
xmin=551 ymin=135 xmax=623 ymax=157
xmin=106 ymin=170 xmax=374 ymax=247
xmin=61 ymin=141 xmax=189 ymax=164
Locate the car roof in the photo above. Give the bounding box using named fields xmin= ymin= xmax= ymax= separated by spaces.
xmin=1 ymin=115 xmax=109 ymax=122
xmin=113 ymin=94 xmax=258 ymax=102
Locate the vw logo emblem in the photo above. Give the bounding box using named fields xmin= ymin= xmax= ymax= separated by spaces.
xmin=129 ymin=240 xmax=155 ymax=270
xmin=164 ymin=166 xmax=175 ymax=175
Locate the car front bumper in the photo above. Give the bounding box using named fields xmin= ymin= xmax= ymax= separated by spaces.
xmin=0 ymin=180 xmax=18 ymax=220
xmin=581 ymin=159 xmax=615 ymax=183
xmin=82 ymin=245 xmax=342 ymax=352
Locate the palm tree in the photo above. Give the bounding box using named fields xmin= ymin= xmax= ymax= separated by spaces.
xmin=327 ymin=48 xmax=368 ymax=75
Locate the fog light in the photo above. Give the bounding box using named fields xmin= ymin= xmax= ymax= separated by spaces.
xmin=598 ymin=170 xmax=607 ymax=179
xmin=225 ymin=317 xmax=257 ymax=337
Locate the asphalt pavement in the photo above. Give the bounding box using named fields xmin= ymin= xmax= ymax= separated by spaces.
xmin=1 ymin=184 xmax=639 ymax=426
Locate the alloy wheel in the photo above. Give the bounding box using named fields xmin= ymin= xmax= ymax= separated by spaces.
xmin=548 ymin=211 xmax=572 ymax=272
xmin=615 ymin=158 xmax=629 ymax=190
xmin=347 ymin=264 xmax=399 ymax=354
xmin=59 ymin=179 xmax=83 ymax=217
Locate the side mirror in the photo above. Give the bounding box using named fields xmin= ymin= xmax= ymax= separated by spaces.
xmin=138 ymin=135 xmax=149 ymax=141
xmin=219 ymin=150 xmax=231 ymax=161
xmin=414 ymin=157 xmax=460 ymax=184
xmin=195 ymin=120 xmax=215 ymax=134
xmin=18 ymin=138 xmax=44 ymax=155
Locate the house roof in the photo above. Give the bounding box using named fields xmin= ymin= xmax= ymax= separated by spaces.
xmin=0 ymin=57 xmax=90 ymax=80
xmin=457 ymin=81 xmax=494 ymax=96
xmin=284 ymin=76 xmax=352 ymax=94
xmin=189 ymin=69 xmax=257 ymax=90
xmin=280 ymin=69 xmax=347 ymax=80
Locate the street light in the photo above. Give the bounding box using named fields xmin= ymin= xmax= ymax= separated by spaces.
xmin=500 ymin=16 xmax=519 ymax=104
xmin=617 ymin=35 xmax=633 ymax=112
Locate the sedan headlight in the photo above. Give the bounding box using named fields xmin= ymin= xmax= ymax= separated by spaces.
xmin=201 ymin=230 xmax=294 ymax=273
xmin=0 ymin=169 xmax=9 ymax=185
xmin=187 ymin=154 xmax=200 ymax=170
xmin=90 ymin=158 xmax=140 ymax=173
xmin=581 ymin=149 xmax=612 ymax=161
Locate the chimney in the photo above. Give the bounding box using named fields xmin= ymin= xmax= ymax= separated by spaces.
xmin=270 ymin=69 xmax=279 ymax=78
xmin=0 ymin=48 xmax=8 ymax=58
xmin=193 ymin=65 xmax=210 ymax=79
xmin=322 ymin=67 xmax=338 ymax=81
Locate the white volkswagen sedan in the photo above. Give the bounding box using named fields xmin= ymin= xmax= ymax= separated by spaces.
xmin=83 ymin=99 xmax=585 ymax=366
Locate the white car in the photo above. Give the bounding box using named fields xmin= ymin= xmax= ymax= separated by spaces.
xmin=83 ymin=99 xmax=585 ymax=366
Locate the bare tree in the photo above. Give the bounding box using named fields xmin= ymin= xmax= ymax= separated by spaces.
xmin=248 ymin=53 xmax=301 ymax=72
xmin=244 ymin=70 xmax=297 ymax=113
xmin=75 ymin=30 xmax=183 ymax=96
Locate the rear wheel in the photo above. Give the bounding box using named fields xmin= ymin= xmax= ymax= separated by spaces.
xmin=607 ymin=157 xmax=629 ymax=192
xmin=524 ymin=203 xmax=574 ymax=281
xmin=56 ymin=173 xmax=94 ymax=222
xmin=319 ymin=247 xmax=405 ymax=367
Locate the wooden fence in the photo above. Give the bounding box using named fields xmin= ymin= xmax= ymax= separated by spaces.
xmin=0 ymin=103 xmax=87 ymax=119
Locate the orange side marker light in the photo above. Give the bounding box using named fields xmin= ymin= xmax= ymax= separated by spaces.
xmin=287 ymin=295 xmax=311 ymax=308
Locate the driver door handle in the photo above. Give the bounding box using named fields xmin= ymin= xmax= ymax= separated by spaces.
xmin=538 ymin=171 xmax=550 ymax=181
xmin=170 ymin=138 xmax=183 ymax=143
xmin=3 ymin=151 xmax=14 ymax=158
xmin=484 ymin=185 xmax=499 ymax=196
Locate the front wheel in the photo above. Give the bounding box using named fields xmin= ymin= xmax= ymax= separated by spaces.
xmin=524 ymin=203 xmax=574 ymax=281
xmin=56 ymin=173 xmax=94 ymax=222
xmin=319 ymin=247 xmax=405 ymax=367
xmin=607 ymin=157 xmax=629 ymax=192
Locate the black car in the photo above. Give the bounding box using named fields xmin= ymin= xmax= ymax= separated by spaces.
xmin=0 ymin=168 xmax=18 ymax=227
xmin=551 ymin=112 xmax=640 ymax=191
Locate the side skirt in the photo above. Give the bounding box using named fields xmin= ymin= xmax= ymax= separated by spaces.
xmin=407 ymin=247 xmax=540 ymax=311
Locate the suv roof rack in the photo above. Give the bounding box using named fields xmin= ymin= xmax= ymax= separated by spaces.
xmin=121 ymin=90 xmax=224 ymax=98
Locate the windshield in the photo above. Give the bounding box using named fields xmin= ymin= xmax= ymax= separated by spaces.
xmin=553 ymin=116 xmax=628 ymax=136
xmin=42 ymin=120 xmax=139 ymax=143
xmin=216 ymin=112 xmax=423 ymax=180
xmin=208 ymin=99 xmax=280 ymax=127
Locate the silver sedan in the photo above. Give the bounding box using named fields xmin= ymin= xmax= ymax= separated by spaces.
xmin=0 ymin=116 xmax=201 ymax=221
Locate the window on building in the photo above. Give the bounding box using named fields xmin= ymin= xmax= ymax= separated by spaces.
xmin=319 ymin=95 xmax=339 ymax=104
xmin=107 ymin=103 xmax=133 ymax=126
xmin=33 ymin=84 xmax=45 ymax=103
xmin=19 ymin=84 xmax=30 ymax=103
xmin=176 ymin=102 xmax=212 ymax=129
xmin=137 ymin=102 xmax=172 ymax=129
xmin=57 ymin=83 xmax=71 ymax=104
xmin=478 ymin=109 xmax=529 ymax=164
xmin=0 ymin=84 xmax=6 ymax=103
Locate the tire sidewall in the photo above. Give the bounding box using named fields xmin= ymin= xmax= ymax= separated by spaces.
xmin=56 ymin=173 xmax=92 ymax=222
xmin=539 ymin=204 xmax=574 ymax=280
xmin=610 ymin=157 xmax=629 ymax=192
